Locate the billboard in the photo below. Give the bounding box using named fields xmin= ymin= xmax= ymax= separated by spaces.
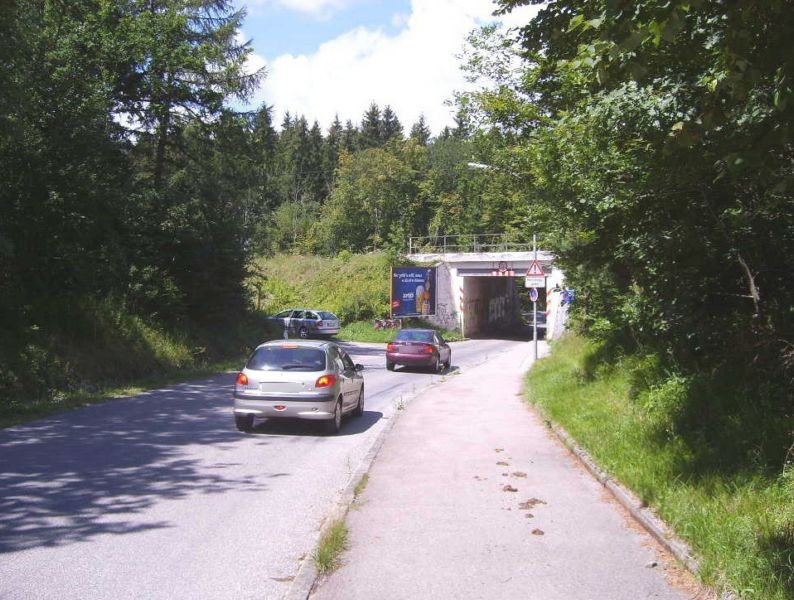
xmin=391 ymin=267 xmax=436 ymax=317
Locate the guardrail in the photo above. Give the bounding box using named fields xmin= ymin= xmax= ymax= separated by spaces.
xmin=408 ymin=234 xmax=537 ymax=254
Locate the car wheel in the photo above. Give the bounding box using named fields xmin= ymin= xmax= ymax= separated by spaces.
xmin=432 ymin=357 xmax=442 ymax=373
xmin=386 ymin=361 xmax=395 ymax=371
xmin=353 ymin=388 xmax=364 ymax=417
xmin=299 ymin=326 xmax=309 ymax=339
xmin=444 ymin=353 xmax=452 ymax=371
xmin=235 ymin=414 xmax=254 ymax=432
xmin=325 ymin=399 xmax=342 ymax=434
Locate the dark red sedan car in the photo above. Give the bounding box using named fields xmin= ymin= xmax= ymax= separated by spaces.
xmin=386 ymin=329 xmax=452 ymax=373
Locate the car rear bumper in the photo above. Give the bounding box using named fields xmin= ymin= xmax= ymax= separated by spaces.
xmin=233 ymin=392 xmax=336 ymax=420
xmin=315 ymin=325 xmax=340 ymax=335
xmin=386 ymin=352 xmax=436 ymax=367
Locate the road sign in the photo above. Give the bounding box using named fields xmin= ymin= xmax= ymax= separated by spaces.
xmin=525 ymin=276 xmax=545 ymax=288
xmin=529 ymin=288 xmax=538 ymax=302
xmin=526 ymin=260 xmax=544 ymax=277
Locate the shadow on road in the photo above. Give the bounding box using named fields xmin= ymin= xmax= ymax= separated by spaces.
xmin=249 ymin=410 xmax=384 ymax=437
xmin=0 ymin=373 xmax=272 ymax=554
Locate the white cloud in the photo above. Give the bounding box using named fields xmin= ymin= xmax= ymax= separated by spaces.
xmin=250 ymin=0 xmax=540 ymax=134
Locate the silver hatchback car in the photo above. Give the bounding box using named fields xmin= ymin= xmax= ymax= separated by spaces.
xmin=268 ymin=308 xmax=341 ymax=338
xmin=233 ymin=340 xmax=364 ymax=434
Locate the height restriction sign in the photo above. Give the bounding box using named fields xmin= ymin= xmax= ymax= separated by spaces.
xmin=526 ymin=260 xmax=544 ymax=276
xmin=525 ymin=260 xmax=545 ymax=288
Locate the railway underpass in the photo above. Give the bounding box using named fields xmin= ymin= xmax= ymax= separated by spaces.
xmin=407 ymin=235 xmax=566 ymax=339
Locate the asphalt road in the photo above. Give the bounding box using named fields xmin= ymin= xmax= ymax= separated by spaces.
xmin=0 ymin=337 xmax=525 ymax=600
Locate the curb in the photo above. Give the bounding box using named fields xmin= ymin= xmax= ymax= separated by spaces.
xmin=544 ymin=421 xmax=736 ymax=600
xmin=283 ymin=369 xmax=456 ymax=600
xmin=283 ymin=394 xmax=405 ymax=600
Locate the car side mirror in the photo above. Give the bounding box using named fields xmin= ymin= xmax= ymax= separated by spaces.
xmin=355 ymin=364 xmax=364 ymax=371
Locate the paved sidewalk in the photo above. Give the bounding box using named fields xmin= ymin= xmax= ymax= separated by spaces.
xmin=311 ymin=342 xmax=695 ymax=600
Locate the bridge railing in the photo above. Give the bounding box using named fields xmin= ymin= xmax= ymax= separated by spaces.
xmin=408 ymin=234 xmax=537 ymax=255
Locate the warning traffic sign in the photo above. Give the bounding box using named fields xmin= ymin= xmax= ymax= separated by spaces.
xmin=526 ymin=260 xmax=544 ymax=277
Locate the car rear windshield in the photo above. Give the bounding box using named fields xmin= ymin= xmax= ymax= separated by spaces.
xmin=318 ymin=311 xmax=337 ymax=320
xmin=246 ymin=346 xmax=327 ymax=371
xmin=395 ymin=330 xmax=434 ymax=342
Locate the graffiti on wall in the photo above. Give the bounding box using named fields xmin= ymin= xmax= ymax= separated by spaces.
xmin=488 ymin=296 xmax=507 ymax=323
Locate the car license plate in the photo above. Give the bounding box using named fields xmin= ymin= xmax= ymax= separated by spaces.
xmin=260 ymin=382 xmax=302 ymax=393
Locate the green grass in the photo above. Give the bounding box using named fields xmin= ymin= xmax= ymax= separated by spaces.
xmin=0 ymin=300 xmax=279 ymax=429
xmin=313 ymin=520 xmax=349 ymax=574
xmin=354 ymin=473 xmax=370 ymax=499
xmin=525 ymin=334 xmax=794 ymax=600
xmin=251 ymin=252 xmax=466 ymax=344
xmin=250 ymin=252 xmax=393 ymax=323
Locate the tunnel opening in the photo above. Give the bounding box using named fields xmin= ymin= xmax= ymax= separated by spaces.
xmin=460 ymin=276 xmax=518 ymax=339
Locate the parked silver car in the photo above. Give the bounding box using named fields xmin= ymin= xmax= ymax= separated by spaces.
xmin=268 ymin=308 xmax=341 ymax=338
xmin=233 ymin=340 xmax=364 ymax=434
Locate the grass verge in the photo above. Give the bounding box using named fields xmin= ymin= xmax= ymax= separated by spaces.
xmin=525 ymin=333 xmax=793 ymax=600
xmin=0 ymin=303 xmax=280 ymax=429
xmin=313 ymin=520 xmax=349 ymax=575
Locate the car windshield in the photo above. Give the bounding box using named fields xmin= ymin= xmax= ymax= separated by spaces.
xmin=395 ymin=330 xmax=434 ymax=343
xmin=246 ymin=346 xmax=327 ymax=371
xmin=318 ymin=311 xmax=337 ymax=320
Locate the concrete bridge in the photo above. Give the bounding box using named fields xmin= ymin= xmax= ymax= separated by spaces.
xmin=407 ymin=236 xmax=566 ymax=339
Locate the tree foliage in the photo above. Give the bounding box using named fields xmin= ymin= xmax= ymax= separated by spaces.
xmin=452 ymin=1 xmax=794 ymax=383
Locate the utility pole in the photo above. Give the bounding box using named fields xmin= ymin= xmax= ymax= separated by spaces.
xmin=533 ymin=234 xmax=538 ymax=362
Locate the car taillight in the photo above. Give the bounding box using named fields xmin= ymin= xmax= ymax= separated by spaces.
xmin=236 ymin=372 xmax=249 ymax=386
xmin=386 ymin=343 xmax=396 ymax=352
xmin=315 ymin=374 xmax=337 ymax=388
xmin=422 ymin=344 xmax=435 ymax=354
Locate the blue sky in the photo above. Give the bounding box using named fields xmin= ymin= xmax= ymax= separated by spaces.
xmin=234 ymin=1 xmax=540 ymax=134
xmin=240 ymin=0 xmax=411 ymax=59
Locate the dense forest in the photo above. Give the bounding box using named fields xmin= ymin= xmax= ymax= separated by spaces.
xmin=1 ymin=0 xmax=792 ymax=443
xmin=2 ymin=2 xmax=791 ymax=595
xmin=473 ymin=0 xmax=794 ymax=450
xmin=0 ymin=0 xmax=520 ymax=402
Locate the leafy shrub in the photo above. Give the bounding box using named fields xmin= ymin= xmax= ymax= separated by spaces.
xmin=640 ymin=372 xmax=691 ymax=417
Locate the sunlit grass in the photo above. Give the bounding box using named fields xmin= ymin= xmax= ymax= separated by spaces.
xmin=313 ymin=520 xmax=348 ymax=575
xmin=525 ymin=334 xmax=794 ymax=600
